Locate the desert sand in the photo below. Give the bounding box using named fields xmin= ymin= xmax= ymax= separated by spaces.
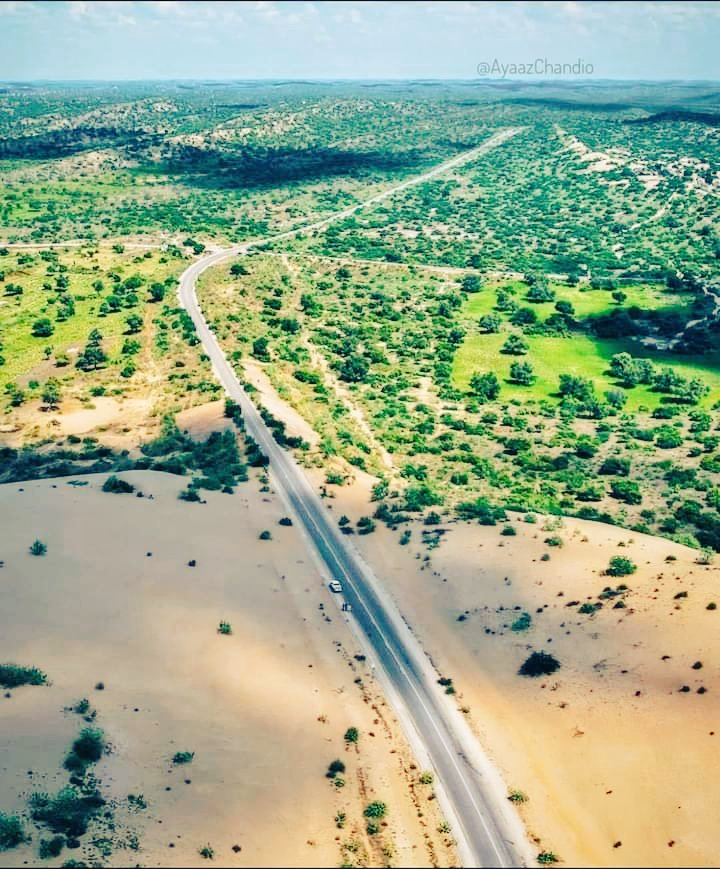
xmin=0 ymin=468 xmax=456 ymax=868
xmin=340 ymin=506 xmax=720 ymax=868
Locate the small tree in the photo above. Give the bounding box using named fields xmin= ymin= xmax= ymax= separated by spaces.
xmin=469 ymin=372 xmax=500 ymax=402
xmin=527 ymin=284 xmax=555 ymax=303
xmin=148 ymin=282 xmax=166 ymax=302
xmin=32 ymin=318 xmax=54 ymax=338
xmin=327 ymin=759 xmax=346 ymax=778
xmin=41 ymin=378 xmax=62 ymax=408
xmin=125 ymin=313 xmax=143 ymax=334
xmin=339 ymin=354 xmax=369 ymax=383
xmin=461 ymin=274 xmax=481 ymax=293
xmin=478 ymin=313 xmax=501 ymax=333
xmin=510 ymin=361 xmax=535 ymax=385
xmin=502 ymin=333 xmax=529 ymax=355
xmin=344 ymin=727 xmax=359 ymax=743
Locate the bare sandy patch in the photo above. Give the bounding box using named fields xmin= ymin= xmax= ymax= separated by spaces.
xmin=0 ymin=471 xmax=455 ymax=868
xmin=243 ymin=360 xmax=320 ymax=449
xmin=175 ymin=399 xmax=232 ymax=441
xmin=0 ymin=397 xmax=158 ymax=449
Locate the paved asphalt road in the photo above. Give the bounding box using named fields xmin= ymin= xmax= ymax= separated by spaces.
xmin=178 ymin=133 xmax=530 ymax=868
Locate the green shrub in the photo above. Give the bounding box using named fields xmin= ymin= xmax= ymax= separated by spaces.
xmin=0 ymin=813 xmax=28 ymax=851
xmin=607 ymin=556 xmax=636 ymax=577
xmin=29 ymin=785 xmax=105 ymax=837
xmin=418 ymin=771 xmax=434 ymax=785
xmin=65 ymin=727 xmax=105 ymax=770
xmin=508 ymin=789 xmax=528 ymax=804
xmin=39 ymin=836 xmax=65 ymax=859
xmin=363 ymin=801 xmax=387 ymax=819
xmin=511 ymin=613 xmax=532 ymax=632
xmin=537 ymin=852 xmax=559 ymax=865
xmin=357 ymin=517 xmax=376 ymax=535
xmin=199 ymin=844 xmax=214 ymax=859
xmin=519 ymin=651 xmax=560 ymax=678
xmin=344 ymin=727 xmax=359 ymax=743
xmin=217 ymin=621 xmax=232 ymax=635
xmin=0 ymin=664 xmax=47 ymax=689
xmin=327 ymin=759 xmax=346 ymax=778
xmin=29 ymin=539 xmax=47 ymax=556
xmin=102 ymin=475 xmax=135 ymax=494
xmin=172 ymin=751 xmax=195 ymax=765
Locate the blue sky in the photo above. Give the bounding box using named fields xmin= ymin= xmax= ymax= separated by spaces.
xmin=1 ymin=0 xmax=719 ymax=81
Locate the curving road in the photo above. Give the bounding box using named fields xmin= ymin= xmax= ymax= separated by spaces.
xmin=178 ymin=130 xmax=531 ymax=869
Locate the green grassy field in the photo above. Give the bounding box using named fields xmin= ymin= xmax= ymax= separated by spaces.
xmin=0 ymin=247 xmax=180 ymax=388
xmin=463 ymin=279 xmax=693 ymax=321
xmin=454 ymin=280 xmax=719 ymax=410
xmin=453 ymin=332 xmax=720 ymax=410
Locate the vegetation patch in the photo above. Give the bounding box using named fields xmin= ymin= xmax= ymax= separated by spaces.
xmin=519 ymin=651 xmax=561 ymax=678
xmin=0 ymin=663 xmax=47 ymax=689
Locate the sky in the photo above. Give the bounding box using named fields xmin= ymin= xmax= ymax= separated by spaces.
xmin=1 ymin=0 xmax=719 ymax=81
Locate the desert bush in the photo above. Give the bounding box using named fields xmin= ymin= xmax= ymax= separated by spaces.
xmin=0 ymin=664 xmax=47 ymax=689
xmin=102 ymin=475 xmax=135 ymax=494
xmin=173 ymin=751 xmax=195 ymax=764
xmin=38 ymin=836 xmax=65 ymax=859
xmin=327 ymin=759 xmax=346 ymax=778
xmin=29 ymin=539 xmax=47 ymax=556
xmin=607 ymin=556 xmax=636 ymax=576
xmin=65 ymin=727 xmax=105 ymax=771
xmin=363 ymin=801 xmax=387 ymax=819
xmin=518 ymin=651 xmax=560 ymax=678
xmin=0 ymin=813 xmax=28 ymax=851
xmin=29 ymin=785 xmax=105 ymax=837
xmin=511 ymin=613 xmax=532 ymax=632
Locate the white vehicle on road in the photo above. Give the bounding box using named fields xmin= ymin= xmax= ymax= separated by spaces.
xmin=328 ymin=580 xmax=343 ymax=593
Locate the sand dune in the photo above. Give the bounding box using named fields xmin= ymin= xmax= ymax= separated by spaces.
xmin=0 ymin=471 xmax=456 ymax=868
xmin=339 ymin=506 xmax=720 ymax=867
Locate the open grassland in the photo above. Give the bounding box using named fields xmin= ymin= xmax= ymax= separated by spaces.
xmin=453 ymin=278 xmax=720 ymax=410
xmin=454 ymin=332 xmax=720 ymax=409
